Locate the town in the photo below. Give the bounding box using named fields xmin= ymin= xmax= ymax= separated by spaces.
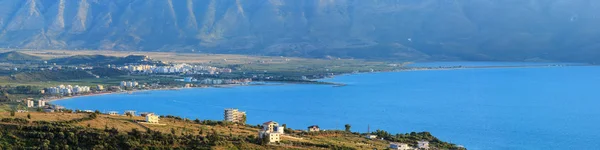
xmin=0 ymin=51 xmax=466 ymax=149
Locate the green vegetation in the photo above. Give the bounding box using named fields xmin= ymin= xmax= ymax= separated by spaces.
xmin=0 ymin=51 xmax=41 ymax=63
xmin=345 ymin=124 xmax=351 ymax=132
xmin=47 ymin=55 xmax=155 ymax=66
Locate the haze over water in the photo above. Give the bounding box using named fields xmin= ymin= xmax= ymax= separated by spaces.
xmin=54 ymin=63 xmax=600 ymax=149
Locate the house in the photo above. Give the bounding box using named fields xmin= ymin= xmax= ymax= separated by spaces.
xmin=366 ymin=135 xmax=377 ymax=139
xmin=307 ymin=125 xmax=320 ymax=132
xmin=146 ymin=113 xmax=160 ymax=124
xmin=44 ymin=109 xmax=55 ymax=113
xmin=258 ymin=121 xmax=285 ymax=143
xmin=418 ymin=141 xmax=430 ymax=149
xmin=224 ymin=108 xmax=246 ymax=124
xmin=390 ymin=142 xmax=412 ymax=150
xmin=97 ymin=85 xmax=104 ymax=91
xmin=262 ymin=121 xmax=285 ymax=134
xmin=83 ymin=110 xmax=93 ymax=113
xmin=108 ymin=111 xmax=119 ymax=115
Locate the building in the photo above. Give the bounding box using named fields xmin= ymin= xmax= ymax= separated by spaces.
xmin=97 ymin=85 xmax=104 ymax=91
xmin=26 ymin=100 xmax=34 ymax=108
xmin=224 ymin=108 xmax=246 ymax=124
xmin=37 ymin=100 xmax=46 ymax=107
xmin=307 ymin=125 xmax=320 ymax=132
xmin=366 ymin=135 xmax=377 ymax=139
xmin=120 ymin=81 xmax=127 ymax=87
xmin=418 ymin=141 xmax=430 ymax=149
xmin=258 ymin=121 xmax=285 ymax=143
xmin=146 ymin=113 xmax=160 ymax=124
xmin=390 ymin=142 xmax=412 ymax=150
xmin=108 ymin=111 xmax=119 ymax=115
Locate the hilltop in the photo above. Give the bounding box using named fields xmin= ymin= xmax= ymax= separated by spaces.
xmin=0 ymin=51 xmax=41 ymax=63
xmin=0 ymin=112 xmax=465 ymax=149
xmin=0 ymin=0 xmax=600 ymax=62
xmin=48 ymin=54 xmax=157 ymax=66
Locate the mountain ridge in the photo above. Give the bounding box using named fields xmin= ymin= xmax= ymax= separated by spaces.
xmin=1 ymin=0 xmax=600 ymax=62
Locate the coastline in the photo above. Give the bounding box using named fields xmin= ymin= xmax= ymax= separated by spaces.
xmin=47 ymin=63 xmax=596 ymax=105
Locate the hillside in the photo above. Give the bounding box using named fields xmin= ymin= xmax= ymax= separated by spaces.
xmin=0 ymin=0 xmax=600 ymax=62
xmin=48 ymin=54 xmax=154 ymax=65
xmin=0 ymin=112 xmax=465 ymax=149
xmin=0 ymin=51 xmax=41 ymax=63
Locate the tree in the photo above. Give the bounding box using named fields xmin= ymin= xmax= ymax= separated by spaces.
xmin=9 ymin=109 xmax=15 ymax=116
xmin=345 ymin=124 xmax=351 ymax=132
xmin=125 ymin=112 xmax=133 ymax=120
xmin=27 ymin=113 xmax=31 ymax=119
xmin=260 ymin=134 xmax=270 ymax=145
xmin=171 ymin=128 xmax=176 ymax=135
xmin=240 ymin=114 xmax=247 ymax=125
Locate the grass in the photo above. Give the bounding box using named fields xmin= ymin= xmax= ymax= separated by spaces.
xmin=0 ymin=112 xmax=87 ymax=121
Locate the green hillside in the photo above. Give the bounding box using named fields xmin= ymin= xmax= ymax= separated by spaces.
xmin=0 ymin=51 xmax=41 ymax=63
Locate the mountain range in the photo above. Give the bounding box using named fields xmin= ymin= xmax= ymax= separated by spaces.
xmin=1 ymin=0 xmax=600 ymax=62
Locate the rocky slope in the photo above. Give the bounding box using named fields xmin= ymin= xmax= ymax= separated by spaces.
xmin=1 ymin=0 xmax=600 ymax=62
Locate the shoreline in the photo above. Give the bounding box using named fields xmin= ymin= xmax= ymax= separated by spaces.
xmin=47 ymin=63 xmax=596 ymax=105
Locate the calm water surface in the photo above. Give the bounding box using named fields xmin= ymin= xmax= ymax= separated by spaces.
xmin=53 ymin=65 xmax=600 ymax=150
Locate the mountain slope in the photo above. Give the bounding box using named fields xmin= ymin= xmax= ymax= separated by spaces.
xmin=0 ymin=51 xmax=41 ymax=62
xmin=0 ymin=0 xmax=600 ymax=62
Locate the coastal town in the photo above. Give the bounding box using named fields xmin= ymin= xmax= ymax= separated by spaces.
xmin=0 ymin=50 xmax=519 ymax=149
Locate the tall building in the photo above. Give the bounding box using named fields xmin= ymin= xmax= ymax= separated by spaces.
xmin=26 ymin=100 xmax=34 ymax=108
xmin=224 ymin=108 xmax=246 ymax=124
xmin=37 ymin=100 xmax=45 ymax=107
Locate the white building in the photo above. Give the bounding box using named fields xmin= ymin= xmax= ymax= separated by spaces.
xmin=37 ymin=100 xmax=46 ymax=107
xmin=418 ymin=141 xmax=430 ymax=149
xmin=390 ymin=142 xmax=412 ymax=150
xmin=258 ymin=121 xmax=285 ymax=143
xmin=108 ymin=111 xmax=119 ymax=115
xmin=224 ymin=108 xmax=246 ymax=124
xmin=146 ymin=113 xmax=160 ymax=124
xmin=121 ymin=81 xmax=139 ymax=88
xmin=26 ymin=100 xmax=34 ymax=108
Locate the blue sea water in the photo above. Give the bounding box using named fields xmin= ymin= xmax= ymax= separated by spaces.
xmin=53 ymin=65 xmax=600 ymax=150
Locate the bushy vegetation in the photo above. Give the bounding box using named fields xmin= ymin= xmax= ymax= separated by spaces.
xmin=371 ymin=130 xmax=466 ymax=150
xmin=10 ymin=70 xmax=94 ymax=82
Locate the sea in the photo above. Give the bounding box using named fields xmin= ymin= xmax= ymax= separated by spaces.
xmin=52 ymin=62 xmax=600 ymax=150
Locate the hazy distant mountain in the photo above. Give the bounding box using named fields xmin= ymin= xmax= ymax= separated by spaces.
xmin=1 ymin=0 xmax=600 ymax=62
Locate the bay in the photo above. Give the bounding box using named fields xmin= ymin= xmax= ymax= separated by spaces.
xmin=53 ymin=65 xmax=600 ymax=149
